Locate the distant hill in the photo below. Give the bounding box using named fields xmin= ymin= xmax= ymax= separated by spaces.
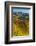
xmin=13 ymin=12 xmax=29 ymax=16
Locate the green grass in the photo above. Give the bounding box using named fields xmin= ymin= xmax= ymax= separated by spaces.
xmin=11 ymin=15 xmax=29 ymax=36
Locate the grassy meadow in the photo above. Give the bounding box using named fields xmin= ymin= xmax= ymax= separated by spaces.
xmin=11 ymin=13 xmax=29 ymax=36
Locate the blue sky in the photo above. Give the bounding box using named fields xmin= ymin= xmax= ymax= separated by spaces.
xmin=12 ymin=8 xmax=31 ymax=14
